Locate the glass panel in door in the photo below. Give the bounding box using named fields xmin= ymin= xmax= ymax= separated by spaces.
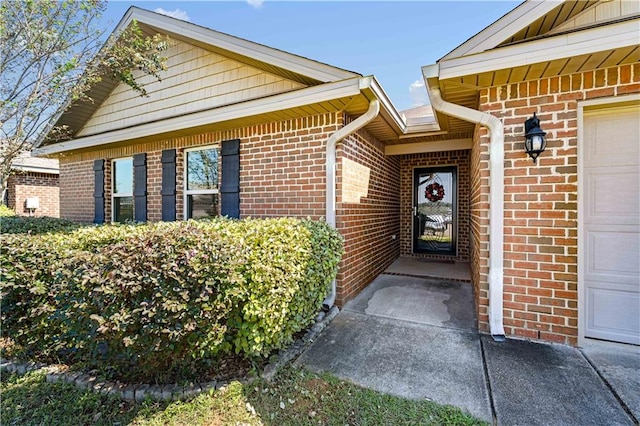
xmin=413 ymin=167 xmax=457 ymax=255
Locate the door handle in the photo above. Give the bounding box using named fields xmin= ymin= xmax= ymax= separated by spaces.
xmin=413 ymin=206 xmax=417 ymax=216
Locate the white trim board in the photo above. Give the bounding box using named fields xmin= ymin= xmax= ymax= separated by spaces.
xmin=385 ymin=139 xmax=472 ymax=156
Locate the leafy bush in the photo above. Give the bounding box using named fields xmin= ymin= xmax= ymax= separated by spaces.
xmin=0 ymin=218 xmax=343 ymax=382
xmin=0 ymin=215 xmax=80 ymax=235
xmin=0 ymin=232 xmax=68 ymax=357
xmin=230 ymin=219 xmax=343 ymax=356
xmin=0 ymin=204 xmax=16 ymax=217
xmin=55 ymin=221 xmax=243 ymax=379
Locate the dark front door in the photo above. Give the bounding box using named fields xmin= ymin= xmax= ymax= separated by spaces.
xmin=413 ymin=167 xmax=457 ymax=255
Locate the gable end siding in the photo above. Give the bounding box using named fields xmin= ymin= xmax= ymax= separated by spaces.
xmin=77 ymin=40 xmax=307 ymax=138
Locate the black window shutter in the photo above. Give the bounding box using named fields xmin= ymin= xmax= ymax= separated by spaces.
xmin=133 ymin=153 xmax=147 ymax=222
xmin=161 ymin=149 xmax=176 ymax=221
xmin=220 ymin=139 xmax=240 ymax=219
xmin=93 ymin=159 xmax=105 ymax=224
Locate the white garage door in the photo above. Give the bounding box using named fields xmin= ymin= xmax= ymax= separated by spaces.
xmin=582 ymin=103 xmax=640 ymax=345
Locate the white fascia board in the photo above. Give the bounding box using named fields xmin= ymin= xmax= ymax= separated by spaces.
xmin=403 ymin=123 xmax=442 ymax=134
xmin=128 ymin=8 xmax=357 ymax=83
xmin=34 ymin=78 xmax=364 ymax=156
xmin=443 ymin=1 xmax=564 ymax=60
xmin=422 ymin=63 xmax=439 ymax=80
xmin=439 ymin=19 xmax=639 ymax=80
xmin=385 ymin=139 xmax=472 ymax=156
xmin=11 ymin=166 xmax=59 ymax=174
xmin=366 ymin=76 xmax=407 ymax=134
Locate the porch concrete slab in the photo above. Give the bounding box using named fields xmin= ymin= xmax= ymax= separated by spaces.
xmin=295 ymin=311 xmax=492 ymax=422
xmin=482 ymin=336 xmax=635 ymax=426
xmin=343 ymin=274 xmax=476 ymax=332
xmin=385 ymin=257 xmax=471 ymax=282
xmin=581 ymin=345 xmax=640 ymax=422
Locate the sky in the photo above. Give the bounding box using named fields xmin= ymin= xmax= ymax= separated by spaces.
xmin=102 ymin=1 xmax=521 ymax=112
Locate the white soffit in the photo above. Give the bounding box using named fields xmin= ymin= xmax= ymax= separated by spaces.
xmin=438 ymin=19 xmax=639 ymax=80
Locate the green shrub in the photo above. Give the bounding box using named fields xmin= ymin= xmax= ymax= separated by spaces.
xmin=0 ymin=204 xmax=16 ymax=217
xmin=0 ymin=223 xmax=148 ymax=363
xmin=0 ymin=218 xmax=343 ymax=382
xmin=229 ymin=218 xmax=343 ymax=357
xmin=0 ymin=230 xmax=82 ymax=359
xmin=0 ymin=216 xmax=80 ymax=235
xmin=55 ymin=221 xmax=243 ymax=379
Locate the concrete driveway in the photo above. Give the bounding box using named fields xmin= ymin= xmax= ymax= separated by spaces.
xmin=295 ymin=274 xmax=640 ymax=425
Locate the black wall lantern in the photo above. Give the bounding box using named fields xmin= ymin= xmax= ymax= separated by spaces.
xmin=524 ymin=112 xmax=547 ymax=164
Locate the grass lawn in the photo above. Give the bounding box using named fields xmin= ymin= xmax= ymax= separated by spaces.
xmin=1 ymin=366 xmax=487 ymax=425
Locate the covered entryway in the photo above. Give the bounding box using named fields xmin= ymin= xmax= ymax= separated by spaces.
xmin=580 ymin=100 xmax=640 ymax=345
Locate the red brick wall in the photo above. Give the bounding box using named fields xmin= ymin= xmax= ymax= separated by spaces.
xmin=335 ymin=124 xmax=401 ymax=305
xmin=7 ymin=172 xmax=59 ymax=217
xmin=400 ymin=150 xmax=471 ymax=262
xmin=475 ymin=63 xmax=640 ymax=345
xmin=240 ymin=114 xmax=340 ymax=218
xmin=58 ymin=113 xmax=341 ymax=223
xmin=59 ymin=159 xmax=94 ymax=222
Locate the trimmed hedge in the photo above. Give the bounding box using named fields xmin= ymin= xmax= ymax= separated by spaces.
xmin=0 ymin=215 xmax=80 ymax=234
xmin=1 ymin=218 xmax=343 ymax=382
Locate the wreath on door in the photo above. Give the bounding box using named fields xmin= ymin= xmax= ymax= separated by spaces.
xmin=425 ymin=182 xmax=445 ymax=202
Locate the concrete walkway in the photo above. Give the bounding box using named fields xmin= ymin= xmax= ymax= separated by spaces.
xmin=296 ymin=274 xmax=640 ymax=425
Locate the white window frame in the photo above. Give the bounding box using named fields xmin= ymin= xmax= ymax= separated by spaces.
xmin=111 ymin=157 xmax=135 ymax=223
xmin=112 ymin=157 xmax=134 ymax=223
xmin=183 ymin=145 xmax=220 ymax=220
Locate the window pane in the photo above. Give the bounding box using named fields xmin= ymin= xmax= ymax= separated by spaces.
xmin=188 ymin=194 xmax=218 ymax=219
xmin=114 ymin=196 xmax=133 ymax=223
xmin=113 ymin=158 xmax=133 ymax=195
xmin=187 ymin=148 xmax=218 ymax=190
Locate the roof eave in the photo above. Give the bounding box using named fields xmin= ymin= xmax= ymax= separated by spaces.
xmin=442 ymin=0 xmax=564 ymax=60
xmin=11 ymin=165 xmax=60 ymax=175
xmin=437 ymin=18 xmax=639 ymax=81
xmin=34 ymin=77 xmax=366 ymax=156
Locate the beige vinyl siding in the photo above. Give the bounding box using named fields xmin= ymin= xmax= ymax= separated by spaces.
xmin=78 ymin=40 xmax=307 ymax=137
xmin=549 ymin=0 xmax=640 ymax=35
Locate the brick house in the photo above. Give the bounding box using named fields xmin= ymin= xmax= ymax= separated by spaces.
xmin=36 ymin=1 xmax=639 ymax=348
xmin=6 ymin=152 xmax=59 ymax=217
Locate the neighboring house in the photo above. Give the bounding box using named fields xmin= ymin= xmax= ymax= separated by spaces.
xmin=6 ymin=152 xmax=59 ymax=217
xmin=35 ymin=0 xmax=639 ymax=348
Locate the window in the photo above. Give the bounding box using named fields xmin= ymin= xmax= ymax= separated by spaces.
xmin=112 ymin=158 xmax=133 ymax=223
xmin=184 ymin=146 xmax=219 ymax=219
